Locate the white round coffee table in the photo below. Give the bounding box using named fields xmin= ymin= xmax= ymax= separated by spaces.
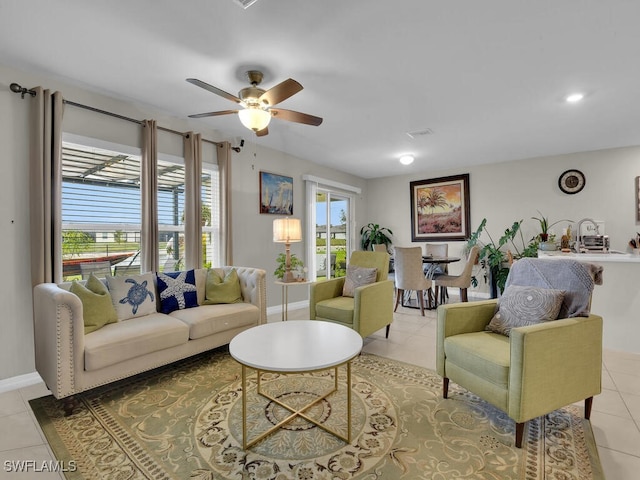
xmin=229 ymin=320 xmax=363 ymax=449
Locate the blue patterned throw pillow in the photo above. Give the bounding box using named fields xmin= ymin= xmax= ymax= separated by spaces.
xmin=157 ymin=270 xmax=198 ymax=314
xmin=107 ymin=273 xmax=157 ymax=321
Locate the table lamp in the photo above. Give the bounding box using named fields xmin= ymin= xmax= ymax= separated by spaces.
xmin=273 ymin=217 xmax=302 ymax=283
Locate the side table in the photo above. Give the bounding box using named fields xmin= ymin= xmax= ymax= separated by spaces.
xmin=274 ymin=280 xmax=311 ymax=321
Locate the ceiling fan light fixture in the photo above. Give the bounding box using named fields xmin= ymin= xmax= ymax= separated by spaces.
xmin=238 ymin=108 xmax=271 ymax=132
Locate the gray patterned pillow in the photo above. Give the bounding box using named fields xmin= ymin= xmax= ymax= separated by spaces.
xmin=342 ymin=265 xmax=378 ymax=297
xmin=486 ymin=285 xmax=565 ymax=336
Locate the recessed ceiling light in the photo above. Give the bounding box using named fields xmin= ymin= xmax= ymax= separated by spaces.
xmin=399 ymin=155 xmax=414 ymax=165
xmin=565 ymin=93 xmax=584 ymax=103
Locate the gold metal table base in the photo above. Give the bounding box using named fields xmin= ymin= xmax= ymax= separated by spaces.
xmin=241 ymin=361 xmax=353 ymax=449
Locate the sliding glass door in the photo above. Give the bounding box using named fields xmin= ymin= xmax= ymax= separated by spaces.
xmin=315 ymin=190 xmax=350 ymax=280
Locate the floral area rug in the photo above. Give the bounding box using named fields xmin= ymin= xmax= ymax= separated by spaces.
xmin=30 ymin=348 xmax=604 ymax=479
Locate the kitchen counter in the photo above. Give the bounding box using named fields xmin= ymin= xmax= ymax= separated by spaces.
xmin=538 ymin=250 xmax=640 ymax=263
xmin=538 ymin=250 xmax=640 ymax=354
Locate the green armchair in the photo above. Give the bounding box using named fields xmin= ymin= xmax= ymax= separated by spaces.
xmin=436 ymin=258 xmax=603 ymax=447
xmin=310 ymin=251 xmax=394 ymax=338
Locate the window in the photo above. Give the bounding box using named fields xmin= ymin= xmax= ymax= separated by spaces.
xmin=61 ymin=137 xmax=143 ymax=280
xmin=60 ymin=134 xmax=220 ymax=280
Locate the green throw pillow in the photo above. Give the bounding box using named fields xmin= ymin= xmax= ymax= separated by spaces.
xmin=70 ymin=274 xmax=118 ymax=334
xmin=204 ymin=268 xmax=243 ymax=305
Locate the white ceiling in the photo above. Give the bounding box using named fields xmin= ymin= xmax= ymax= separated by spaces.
xmin=1 ymin=0 xmax=639 ymax=179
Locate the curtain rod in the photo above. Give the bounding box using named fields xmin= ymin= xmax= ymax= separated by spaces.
xmin=10 ymin=82 xmax=222 ymax=147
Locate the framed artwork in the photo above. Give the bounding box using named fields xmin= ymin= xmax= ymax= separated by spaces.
xmin=259 ymin=171 xmax=294 ymax=215
xmin=410 ymin=173 xmax=470 ymax=242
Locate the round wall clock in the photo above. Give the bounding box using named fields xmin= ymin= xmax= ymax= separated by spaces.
xmin=558 ymin=169 xmax=586 ymax=194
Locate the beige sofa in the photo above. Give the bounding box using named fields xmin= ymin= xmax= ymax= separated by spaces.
xmin=33 ymin=266 xmax=266 ymax=413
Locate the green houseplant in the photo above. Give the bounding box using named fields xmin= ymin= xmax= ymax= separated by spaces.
xmin=274 ymin=253 xmax=304 ymax=280
xmin=467 ymin=218 xmax=539 ymax=297
xmin=359 ymin=223 xmax=393 ymax=251
xmin=531 ymin=211 xmax=571 ymax=242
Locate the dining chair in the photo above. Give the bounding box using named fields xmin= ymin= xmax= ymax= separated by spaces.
xmin=433 ymin=245 xmax=479 ymax=304
xmin=393 ymin=247 xmax=433 ymax=316
xmin=425 ymin=243 xmax=449 ymax=303
xmin=372 ymin=244 xmax=388 ymax=252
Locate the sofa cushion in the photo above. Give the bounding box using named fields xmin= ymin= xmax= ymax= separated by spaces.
xmin=204 ymin=268 xmax=243 ymax=305
xmin=342 ymin=265 xmax=377 ymax=297
xmin=107 ymin=273 xmax=157 ymax=321
xmin=84 ymin=313 xmax=189 ymax=371
xmin=315 ymin=296 xmax=355 ymax=325
xmin=156 ymin=270 xmax=198 ymax=314
xmin=169 ymin=303 xmax=259 ymax=340
xmin=70 ymin=273 xmax=118 ymax=334
xmin=444 ymin=332 xmax=511 ymax=389
xmin=486 ymin=285 xmax=565 ymax=336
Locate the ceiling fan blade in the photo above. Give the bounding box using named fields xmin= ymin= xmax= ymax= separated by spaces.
xmin=256 ymin=127 xmax=269 ymax=137
xmin=259 ymin=78 xmax=303 ymax=106
xmin=188 ymin=110 xmax=238 ymax=119
xmin=186 ymin=78 xmax=241 ymax=104
xmin=270 ymin=108 xmax=323 ymax=126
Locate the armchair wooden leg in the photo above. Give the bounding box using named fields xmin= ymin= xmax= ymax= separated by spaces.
xmin=515 ymin=422 xmax=525 ymax=448
xmin=585 ymin=396 xmax=593 ymax=419
xmin=385 ymin=324 xmax=390 ymax=338
xmin=434 ymin=286 xmax=439 ymax=308
xmin=443 ymin=377 xmax=449 ymax=399
xmin=394 ymin=289 xmax=403 ymax=312
xmin=418 ymin=290 xmax=425 ymax=316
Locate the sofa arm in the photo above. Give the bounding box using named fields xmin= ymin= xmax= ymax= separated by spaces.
xmin=436 ymin=300 xmax=497 ymax=377
xmin=309 ymin=278 xmax=346 ymax=319
xmin=353 ymin=279 xmax=394 ymax=338
xmin=508 ymin=314 xmax=603 ymax=422
xmin=226 ymin=266 xmax=267 ymax=325
xmin=33 ymin=283 xmax=86 ymax=399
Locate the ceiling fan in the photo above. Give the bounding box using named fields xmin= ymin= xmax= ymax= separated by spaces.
xmin=187 ymin=70 xmax=323 ymax=136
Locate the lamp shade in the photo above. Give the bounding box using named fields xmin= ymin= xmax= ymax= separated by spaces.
xmin=238 ymin=107 xmax=271 ymax=132
xmin=273 ymin=218 xmax=302 ymax=243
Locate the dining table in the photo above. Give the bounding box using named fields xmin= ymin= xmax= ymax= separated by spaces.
xmin=401 ymin=256 xmax=461 ymax=310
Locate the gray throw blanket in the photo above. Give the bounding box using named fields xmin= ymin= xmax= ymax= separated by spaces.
xmin=504 ymin=258 xmax=603 ymax=318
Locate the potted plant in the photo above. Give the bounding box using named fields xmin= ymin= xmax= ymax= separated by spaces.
xmin=359 ymin=223 xmax=393 ymax=251
xmin=274 ymin=253 xmax=305 ymax=280
xmin=531 ymin=211 xmax=571 ymax=242
xmin=467 ymin=218 xmax=539 ymax=297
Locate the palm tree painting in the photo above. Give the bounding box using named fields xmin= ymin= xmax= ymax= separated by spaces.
xmin=410 ymin=174 xmax=470 ymax=241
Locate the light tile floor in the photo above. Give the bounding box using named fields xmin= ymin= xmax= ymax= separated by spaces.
xmin=1 ymin=295 xmax=639 ymax=479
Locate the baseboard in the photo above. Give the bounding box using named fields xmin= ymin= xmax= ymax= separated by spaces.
xmin=0 ymin=371 xmax=43 ymax=394
xmin=267 ymin=300 xmax=309 ymax=318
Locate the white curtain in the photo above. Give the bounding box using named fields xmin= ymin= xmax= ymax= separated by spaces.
xmin=30 ymin=88 xmax=64 ymax=286
xmin=141 ymin=119 xmax=158 ymax=273
xmin=218 ymin=141 xmax=232 ymax=265
xmin=184 ymin=132 xmax=202 ymax=269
